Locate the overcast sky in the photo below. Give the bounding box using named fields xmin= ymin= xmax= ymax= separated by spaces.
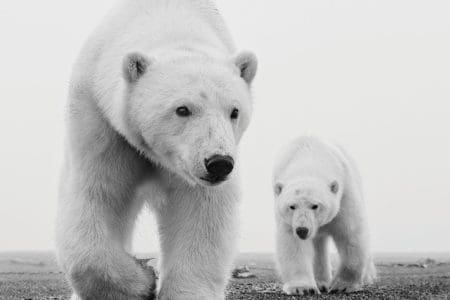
xmin=0 ymin=0 xmax=449 ymax=253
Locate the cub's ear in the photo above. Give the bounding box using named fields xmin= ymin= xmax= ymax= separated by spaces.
xmin=123 ymin=52 xmax=152 ymax=83
xmin=274 ymin=183 xmax=283 ymax=196
xmin=330 ymin=180 xmax=339 ymax=194
xmin=233 ymin=51 xmax=258 ymax=85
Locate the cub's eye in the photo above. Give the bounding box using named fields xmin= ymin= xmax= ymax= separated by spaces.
xmin=330 ymin=181 xmax=339 ymax=194
xmin=176 ymin=106 xmax=191 ymax=117
xmin=230 ymin=108 xmax=239 ymax=120
xmin=289 ymin=205 xmax=296 ymax=210
xmin=311 ymin=204 xmax=319 ymax=210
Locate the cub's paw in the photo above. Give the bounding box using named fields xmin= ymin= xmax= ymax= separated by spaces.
xmin=363 ymin=261 xmax=377 ymax=285
xmin=283 ymin=281 xmax=320 ymax=295
xmin=329 ymin=277 xmax=362 ymax=294
xmin=316 ymin=280 xmax=330 ymax=293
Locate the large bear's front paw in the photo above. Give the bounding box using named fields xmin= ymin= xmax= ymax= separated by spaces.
xmin=140 ymin=266 xmax=157 ymax=300
xmin=282 ymin=281 xmax=320 ymax=295
xmin=134 ymin=258 xmax=157 ymax=300
xmin=329 ymin=277 xmax=362 ymax=294
xmin=68 ymin=252 xmax=157 ymax=300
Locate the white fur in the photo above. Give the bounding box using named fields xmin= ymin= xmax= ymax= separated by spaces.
xmin=273 ymin=136 xmax=376 ymax=295
xmin=56 ymin=1 xmax=257 ymax=299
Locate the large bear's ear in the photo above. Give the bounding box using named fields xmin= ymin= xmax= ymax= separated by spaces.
xmin=123 ymin=52 xmax=152 ymax=83
xmin=233 ymin=51 xmax=258 ymax=85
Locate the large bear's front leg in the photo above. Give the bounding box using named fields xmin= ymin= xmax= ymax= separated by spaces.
xmin=56 ymin=112 xmax=157 ymax=300
xmin=156 ymin=185 xmax=239 ymax=300
xmin=57 ymin=171 xmax=156 ymax=300
xmin=275 ymin=224 xmax=319 ymax=295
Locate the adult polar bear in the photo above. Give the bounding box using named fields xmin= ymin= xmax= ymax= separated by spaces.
xmin=56 ymin=0 xmax=257 ymax=299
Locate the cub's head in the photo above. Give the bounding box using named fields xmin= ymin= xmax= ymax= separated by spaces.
xmin=274 ymin=178 xmax=342 ymax=240
xmin=122 ymin=51 xmax=257 ymax=186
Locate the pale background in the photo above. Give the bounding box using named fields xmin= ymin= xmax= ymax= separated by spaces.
xmin=0 ymin=0 xmax=449 ymax=254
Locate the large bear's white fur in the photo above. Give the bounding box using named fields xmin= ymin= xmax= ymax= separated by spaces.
xmin=56 ymin=1 xmax=257 ymax=299
xmin=273 ymin=136 xmax=376 ymax=295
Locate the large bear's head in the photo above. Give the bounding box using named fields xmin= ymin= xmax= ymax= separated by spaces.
xmin=122 ymin=51 xmax=257 ymax=186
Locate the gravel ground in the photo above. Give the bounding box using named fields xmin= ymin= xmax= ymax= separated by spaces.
xmin=1 ymin=252 xmax=449 ymax=300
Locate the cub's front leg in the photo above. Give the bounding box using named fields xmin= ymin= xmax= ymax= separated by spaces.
xmin=313 ymin=235 xmax=332 ymax=293
xmin=330 ymin=226 xmax=372 ymax=293
xmin=276 ymin=224 xmax=319 ymax=295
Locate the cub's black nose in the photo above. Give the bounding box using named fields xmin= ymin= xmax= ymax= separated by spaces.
xmin=205 ymin=155 xmax=234 ymax=179
xmin=296 ymin=227 xmax=309 ymax=240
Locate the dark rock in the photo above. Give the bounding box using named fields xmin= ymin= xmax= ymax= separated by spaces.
xmin=232 ymin=266 xmax=256 ymax=279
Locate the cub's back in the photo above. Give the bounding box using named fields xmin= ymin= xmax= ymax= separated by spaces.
xmin=273 ymin=136 xmax=345 ymax=184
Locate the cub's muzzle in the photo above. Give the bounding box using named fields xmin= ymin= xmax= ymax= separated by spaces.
xmin=296 ymin=227 xmax=309 ymax=240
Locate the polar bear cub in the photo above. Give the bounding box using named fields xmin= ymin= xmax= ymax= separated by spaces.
xmin=273 ymin=136 xmax=376 ymax=295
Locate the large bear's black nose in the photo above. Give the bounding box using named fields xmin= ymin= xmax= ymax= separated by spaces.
xmin=205 ymin=155 xmax=234 ymax=180
xmin=296 ymin=227 xmax=309 ymax=240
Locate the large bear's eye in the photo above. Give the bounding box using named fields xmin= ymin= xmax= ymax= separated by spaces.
xmin=176 ymin=106 xmax=192 ymax=117
xmin=230 ymin=108 xmax=239 ymax=120
xmin=311 ymin=204 xmax=319 ymax=210
xmin=289 ymin=205 xmax=297 ymax=210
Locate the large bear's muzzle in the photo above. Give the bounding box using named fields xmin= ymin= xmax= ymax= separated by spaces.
xmin=201 ymin=154 xmax=234 ymax=185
